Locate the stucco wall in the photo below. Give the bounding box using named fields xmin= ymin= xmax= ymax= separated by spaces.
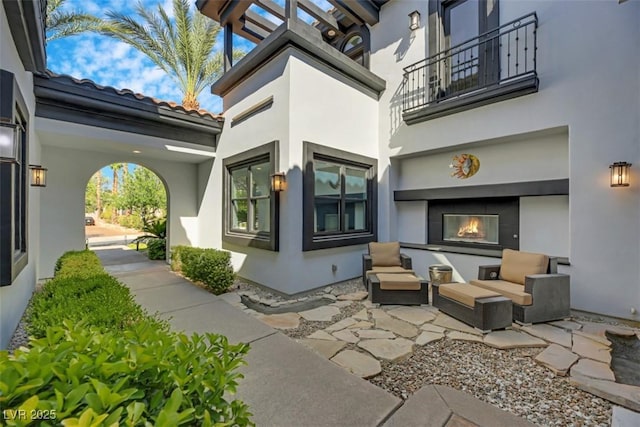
xmin=201 ymin=48 xmax=379 ymax=294
xmin=372 ymin=0 xmax=640 ymax=319
xmin=38 ymin=125 xmax=200 ymax=278
xmin=0 ymin=6 xmax=41 ymax=348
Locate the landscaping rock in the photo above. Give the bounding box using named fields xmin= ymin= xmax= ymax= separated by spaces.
xmin=432 ymin=313 xmax=482 ymax=336
xmin=448 ymin=331 xmax=483 ymax=343
xmin=332 ymin=329 xmax=360 ymax=344
xmin=369 ymin=309 xmax=391 ymax=319
xmin=520 ymin=324 xmax=572 ymax=348
xmin=330 ymin=301 xmax=353 ymax=308
xmin=357 ymin=329 xmax=396 ymax=339
xmin=358 ymin=338 xmax=414 ymax=362
xmin=572 ymin=334 xmax=612 ymax=364
xmin=534 ymin=343 xmax=579 ymax=376
xmin=571 ymin=374 xmax=640 ymax=412
xmin=299 ymin=306 xmax=340 ymax=322
xmin=348 ymin=321 xmax=374 ymax=329
xmin=570 ymin=359 xmax=616 ymax=381
xmin=353 ymin=309 xmax=369 ymax=321
xmin=299 ymin=339 xmax=346 ymax=359
xmin=483 ymin=330 xmax=547 ymax=349
xmin=331 ymin=350 xmax=381 ymax=379
xmin=415 ymin=331 xmax=445 ymax=346
xmin=258 ymin=313 xmax=300 ymax=329
xmin=325 ymin=317 xmax=358 ymax=332
xmin=420 ymin=323 xmax=447 ymax=334
xmin=387 ymin=307 xmax=437 ymax=325
xmin=337 ymin=291 xmax=368 ymax=301
xmin=549 ymin=320 xmax=583 ymax=331
xmin=375 ymin=317 xmax=419 ymax=338
xmin=307 ymin=330 xmax=337 ymax=341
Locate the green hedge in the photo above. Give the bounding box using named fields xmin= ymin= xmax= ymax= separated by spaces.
xmin=171 ymin=246 xmax=235 ymax=295
xmin=147 ymin=238 xmax=166 ymax=260
xmin=0 ymin=320 xmax=252 ymax=426
xmin=53 ymin=250 xmax=104 ymax=279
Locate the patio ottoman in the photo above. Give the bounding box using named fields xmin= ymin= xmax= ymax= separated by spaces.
xmin=432 ymin=282 xmax=512 ymax=333
xmin=368 ymin=273 xmax=429 ymax=305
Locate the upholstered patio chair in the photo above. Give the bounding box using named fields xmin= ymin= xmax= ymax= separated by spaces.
xmin=362 ymin=242 xmax=414 ymax=285
xmin=470 ymin=249 xmax=570 ymax=324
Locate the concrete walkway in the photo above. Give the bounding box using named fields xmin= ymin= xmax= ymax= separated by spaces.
xmin=95 ymin=246 xmax=535 ymax=427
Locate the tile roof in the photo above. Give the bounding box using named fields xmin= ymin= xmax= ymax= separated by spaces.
xmin=41 ymin=70 xmax=224 ymax=122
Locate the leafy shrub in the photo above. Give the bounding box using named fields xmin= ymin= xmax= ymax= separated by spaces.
xmin=118 ymin=214 xmax=144 ymax=230
xmin=0 ymin=320 xmax=252 ymax=426
xmin=100 ymin=208 xmax=113 ymax=223
xmin=171 ymin=246 xmax=235 ymax=295
xmin=147 ymin=238 xmax=166 ymax=260
xmin=53 ymin=250 xmax=104 ymax=279
xmin=27 ymin=273 xmax=148 ymax=338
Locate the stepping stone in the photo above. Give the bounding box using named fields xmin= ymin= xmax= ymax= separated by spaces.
xmin=578 ymin=321 xmax=638 ymax=337
xmin=483 ymin=330 xmax=547 ymax=349
xmin=520 ymin=324 xmax=572 ymax=348
xmin=420 ymin=323 xmax=447 ymax=334
xmin=307 ymin=330 xmax=337 ymax=341
xmin=331 ymin=350 xmax=381 ymax=379
xmin=348 ymin=321 xmax=374 ymax=329
xmin=333 ymin=329 xmax=360 ymax=344
xmin=550 ymin=320 xmax=583 ymax=331
xmin=258 ymin=313 xmax=300 ymax=329
xmin=571 ymin=374 xmax=640 ymax=412
xmin=572 ymin=334 xmax=612 ymax=364
xmin=358 ymin=338 xmax=414 ymax=362
xmin=432 ymin=313 xmax=482 ymax=336
xmin=415 ymin=331 xmax=445 ymax=346
xmin=448 ymin=331 xmax=483 ymax=343
xmin=357 ymin=329 xmax=396 ymax=339
xmin=353 ymin=309 xmax=369 ymax=321
xmin=573 ymin=330 xmax=611 ymax=346
xmin=534 ymin=343 xmax=579 ymax=376
xmin=570 ymin=359 xmax=615 ymax=381
xmin=299 ymin=339 xmax=346 ymax=359
xmin=330 ymin=301 xmax=353 ymax=308
xmin=375 ymin=317 xmax=419 ymax=338
xmin=362 ymin=300 xmax=376 ymax=308
xmin=387 ymin=307 xmax=437 ymax=325
xmin=326 ymin=317 xmax=358 ymax=332
xmin=337 ymin=291 xmax=368 ymax=301
xmin=299 ymin=306 xmax=340 ymax=322
xmin=369 ymin=309 xmax=391 ymax=319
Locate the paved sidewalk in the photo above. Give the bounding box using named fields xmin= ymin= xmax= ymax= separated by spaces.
xmin=95 ymin=246 xmax=536 ymax=427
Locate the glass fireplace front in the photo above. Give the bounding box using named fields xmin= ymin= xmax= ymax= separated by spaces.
xmin=443 ymin=214 xmax=499 ymax=245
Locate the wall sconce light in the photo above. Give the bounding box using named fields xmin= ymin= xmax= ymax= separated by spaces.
xmin=271 ymin=172 xmax=286 ymax=192
xmin=610 ymin=161 xmax=631 ymax=187
xmin=30 ymin=165 xmax=47 ymax=187
xmin=409 ymin=10 xmax=421 ymax=31
xmin=0 ymin=119 xmax=19 ymax=163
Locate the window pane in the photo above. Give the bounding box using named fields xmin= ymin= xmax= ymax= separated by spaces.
xmin=251 ymin=162 xmax=270 ymax=197
xmin=345 ymin=168 xmax=367 ymax=200
xmin=231 ymin=199 xmax=248 ymax=230
xmin=314 ymin=198 xmax=340 ymax=232
xmin=253 ymin=198 xmax=270 ymax=232
xmin=346 ymin=201 xmax=366 ymax=231
xmin=231 ymin=167 xmax=248 ymax=199
xmin=315 ymin=160 xmax=341 ymax=197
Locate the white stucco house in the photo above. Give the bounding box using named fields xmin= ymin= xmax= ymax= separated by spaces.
xmin=1 ymin=0 xmax=639 ymax=349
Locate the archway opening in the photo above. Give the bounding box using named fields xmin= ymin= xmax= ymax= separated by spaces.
xmin=85 ymin=163 xmax=168 ymax=259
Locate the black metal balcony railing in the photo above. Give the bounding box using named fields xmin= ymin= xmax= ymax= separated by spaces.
xmin=402 ymin=13 xmax=538 ymax=115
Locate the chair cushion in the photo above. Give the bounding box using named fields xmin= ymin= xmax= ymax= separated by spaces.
xmin=470 ymin=279 xmax=533 ymax=306
xmin=439 ymin=283 xmax=501 ymax=308
xmin=499 ymin=249 xmax=549 ymax=285
xmin=376 ymin=273 xmax=421 ymax=290
xmin=366 ymin=266 xmax=414 ymax=278
xmin=369 ymin=242 xmax=401 ymax=267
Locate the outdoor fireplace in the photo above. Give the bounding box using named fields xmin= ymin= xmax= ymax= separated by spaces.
xmin=428 ymin=198 xmax=519 ymax=250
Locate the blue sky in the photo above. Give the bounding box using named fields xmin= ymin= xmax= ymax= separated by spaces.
xmin=47 ymin=0 xmax=332 ymax=114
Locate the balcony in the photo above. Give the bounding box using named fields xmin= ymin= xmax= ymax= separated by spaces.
xmin=402 ymin=13 xmax=538 ymax=124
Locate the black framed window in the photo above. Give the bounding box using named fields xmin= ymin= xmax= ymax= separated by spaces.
xmin=303 ymin=142 xmax=377 ymax=251
xmin=222 ymin=141 xmax=279 ymax=251
xmin=1 ymin=69 xmax=29 ymax=286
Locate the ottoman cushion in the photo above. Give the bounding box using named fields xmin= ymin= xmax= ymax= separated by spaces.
xmin=377 ymin=273 xmax=421 ymax=290
xmin=366 ymin=266 xmax=415 ymax=278
xmin=439 ymin=283 xmax=501 ymax=308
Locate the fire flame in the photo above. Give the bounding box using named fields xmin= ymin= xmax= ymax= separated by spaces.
xmin=457 ymin=217 xmax=485 ymax=238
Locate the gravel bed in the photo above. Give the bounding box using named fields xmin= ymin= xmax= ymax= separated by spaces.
xmin=235 ymin=277 xmax=366 ymax=303
xmin=6 ymin=316 xmax=30 ymax=353
xmin=283 ymin=302 xmax=365 ymax=340
xmin=369 ymin=339 xmax=612 ymax=426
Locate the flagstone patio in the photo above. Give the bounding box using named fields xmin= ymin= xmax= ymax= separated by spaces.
xmin=228 ymin=280 xmax=640 ymax=424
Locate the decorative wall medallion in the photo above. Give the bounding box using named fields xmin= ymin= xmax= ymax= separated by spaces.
xmin=450 ymin=154 xmax=480 ymax=179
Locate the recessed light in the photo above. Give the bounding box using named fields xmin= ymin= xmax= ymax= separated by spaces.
xmin=133 ymin=150 xmax=141 ymax=154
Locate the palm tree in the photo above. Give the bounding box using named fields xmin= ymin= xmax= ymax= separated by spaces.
xmin=46 ymin=0 xmax=103 ymax=42
xmin=102 ymin=0 xmax=239 ymax=111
